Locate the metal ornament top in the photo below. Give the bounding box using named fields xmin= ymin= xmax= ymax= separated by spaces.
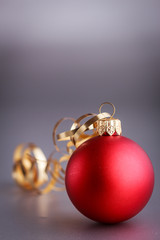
xmin=96 ymin=102 xmax=122 ymax=136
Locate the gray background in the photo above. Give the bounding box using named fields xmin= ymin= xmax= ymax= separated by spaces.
xmin=0 ymin=1 xmax=160 ymax=239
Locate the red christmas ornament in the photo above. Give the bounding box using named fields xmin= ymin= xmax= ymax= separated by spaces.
xmin=65 ymin=104 xmax=154 ymax=224
xmin=12 ymin=102 xmax=155 ymax=223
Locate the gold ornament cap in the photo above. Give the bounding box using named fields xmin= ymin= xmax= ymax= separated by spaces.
xmin=96 ymin=118 xmax=122 ymax=136
xmin=96 ymin=102 xmax=122 ymax=136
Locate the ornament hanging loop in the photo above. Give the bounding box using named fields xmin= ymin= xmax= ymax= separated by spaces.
xmin=97 ymin=102 xmax=122 ymax=136
xmin=99 ymin=102 xmax=115 ymax=119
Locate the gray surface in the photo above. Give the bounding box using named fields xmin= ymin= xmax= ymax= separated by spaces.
xmin=0 ymin=183 xmax=160 ymax=240
xmin=0 ymin=1 xmax=160 ymax=239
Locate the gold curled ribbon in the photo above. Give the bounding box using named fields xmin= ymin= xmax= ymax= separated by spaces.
xmin=12 ymin=102 xmax=116 ymax=194
xmin=12 ymin=143 xmax=66 ymax=194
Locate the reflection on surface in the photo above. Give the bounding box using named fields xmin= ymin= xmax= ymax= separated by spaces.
xmin=0 ymin=183 xmax=159 ymax=240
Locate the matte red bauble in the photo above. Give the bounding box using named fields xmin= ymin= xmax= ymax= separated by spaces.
xmin=65 ymin=135 xmax=154 ymax=223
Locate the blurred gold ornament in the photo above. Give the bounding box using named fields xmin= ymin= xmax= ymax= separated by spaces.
xmin=13 ymin=102 xmax=121 ymax=194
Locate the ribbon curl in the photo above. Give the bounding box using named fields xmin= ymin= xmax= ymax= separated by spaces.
xmin=13 ymin=102 xmax=115 ymax=194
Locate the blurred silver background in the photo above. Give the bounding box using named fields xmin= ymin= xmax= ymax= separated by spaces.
xmin=0 ymin=0 xmax=160 ymax=240
xmin=0 ymin=1 xmax=160 ymax=239
xmin=1 ymin=0 xmax=160 ymax=179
